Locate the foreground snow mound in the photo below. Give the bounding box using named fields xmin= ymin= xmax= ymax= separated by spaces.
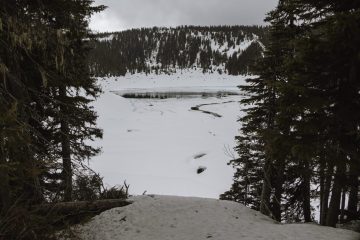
xmin=72 ymin=195 xmax=359 ymax=240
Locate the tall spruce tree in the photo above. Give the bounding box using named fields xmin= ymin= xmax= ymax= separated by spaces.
xmin=225 ymin=0 xmax=360 ymax=226
xmin=223 ymin=0 xmax=301 ymax=222
xmin=42 ymin=0 xmax=104 ymax=202
xmin=0 ymin=0 xmax=104 ymax=238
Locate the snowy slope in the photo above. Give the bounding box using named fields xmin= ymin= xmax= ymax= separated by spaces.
xmin=90 ymin=70 xmax=248 ymax=198
xmin=69 ymin=195 xmax=360 ymax=240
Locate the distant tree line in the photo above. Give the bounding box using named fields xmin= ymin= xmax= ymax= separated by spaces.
xmin=222 ymin=0 xmax=360 ymax=228
xmin=88 ymin=26 xmax=268 ymax=76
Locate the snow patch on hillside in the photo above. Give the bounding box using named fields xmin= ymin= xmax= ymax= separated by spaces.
xmin=98 ymin=34 xmax=114 ymax=42
xmin=209 ymin=36 xmax=254 ymax=58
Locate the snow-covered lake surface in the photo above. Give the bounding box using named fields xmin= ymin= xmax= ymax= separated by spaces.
xmin=90 ymin=71 xmax=248 ymax=198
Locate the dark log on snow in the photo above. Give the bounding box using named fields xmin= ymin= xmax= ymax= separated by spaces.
xmin=32 ymin=199 xmax=133 ymax=216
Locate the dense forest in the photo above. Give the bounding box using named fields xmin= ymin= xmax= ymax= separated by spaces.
xmin=0 ymin=1 xmax=128 ymax=239
xmin=88 ymin=26 xmax=268 ymax=76
xmin=221 ymin=0 xmax=360 ymax=228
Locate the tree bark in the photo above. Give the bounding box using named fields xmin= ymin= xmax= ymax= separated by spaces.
xmin=260 ymin=86 xmax=276 ymax=218
xmin=0 ymin=144 xmax=10 ymax=212
xmin=347 ymin=158 xmax=359 ymax=221
xmin=59 ymin=86 xmax=72 ymax=202
xmin=319 ymin=152 xmax=325 ymax=225
xmin=302 ymin=159 xmax=312 ymax=222
xmin=344 ymin=59 xmax=359 ymax=221
xmin=272 ymin=161 xmax=284 ymax=222
xmin=260 ymin=157 xmax=272 ymax=217
xmin=326 ymin=161 xmax=345 ymax=227
xmin=340 ymin=188 xmax=346 ymax=223
xmin=320 ymin=162 xmax=333 ymax=225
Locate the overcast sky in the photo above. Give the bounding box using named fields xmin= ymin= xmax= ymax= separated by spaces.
xmin=90 ymin=0 xmax=279 ymax=32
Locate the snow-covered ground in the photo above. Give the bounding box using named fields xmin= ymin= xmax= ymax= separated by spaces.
xmin=90 ymin=70 xmax=248 ymax=198
xmin=82 ymin=71 xmax=360 ymax=240
xmin=69 ymin=195 xmax=360 ymax=240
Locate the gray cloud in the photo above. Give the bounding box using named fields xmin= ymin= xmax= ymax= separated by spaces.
xmin=90 ymin=0 xmax=278 ymax=32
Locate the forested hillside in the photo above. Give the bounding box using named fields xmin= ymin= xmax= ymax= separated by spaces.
xmin=89 ymin=26 xmax=268 ymax=76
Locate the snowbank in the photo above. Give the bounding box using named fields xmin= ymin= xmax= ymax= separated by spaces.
xmin=70 ymin=195 xmax=359 ymax=240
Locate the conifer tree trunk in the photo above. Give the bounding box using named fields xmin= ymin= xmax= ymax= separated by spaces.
xmin=260 ymin=88 xmax=276 ymax=218
xmin=326 ymin=161 xmax=345 ymax=227
xmin=347 ymin=158 xmax=359 ymax=221
xmin=326 ymin=175 xmax=341 ymax=227
xmin=260 ymin=158 xmax=272 ymax=217
xmin=340 ymin=188 xmax=346 ymax=223
xmin=319 ymin=152 xmax=325 ymax=225
xmin=302 ymin=159 xmax=312 ymax=222
xmin=273 ymin=162 xmax=284 ymax=222
xmin=60 ymin=86 xmax=72 ymax=202
xmin=320 ymin=162 xmax=333 ymax=226
xmin=0 ymin=141 xmax=10 ymax=211
xmin=346 ymin=61 xmax=359 ymax=221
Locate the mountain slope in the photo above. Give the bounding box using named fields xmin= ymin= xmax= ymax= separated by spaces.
xmin=68 ymin=195 xmax=359 ymax=240
xmin=89 ymin=26 xmax=268 ymax=76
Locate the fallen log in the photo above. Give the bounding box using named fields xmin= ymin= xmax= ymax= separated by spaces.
xmin=32 ymin=198 xmax=133 ymax=216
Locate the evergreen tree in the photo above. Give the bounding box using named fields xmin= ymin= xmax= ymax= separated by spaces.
xmin=224 ymin=0 xmax=300 ymax=222
xmin=225 ymin=0 xmax=360 ymax=226
xmin=0 ymin=0 xmax=104 ymax=238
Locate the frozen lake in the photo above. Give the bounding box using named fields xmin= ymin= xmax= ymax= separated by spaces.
xmin=90 ymin=71 xmax=247 ymax=198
